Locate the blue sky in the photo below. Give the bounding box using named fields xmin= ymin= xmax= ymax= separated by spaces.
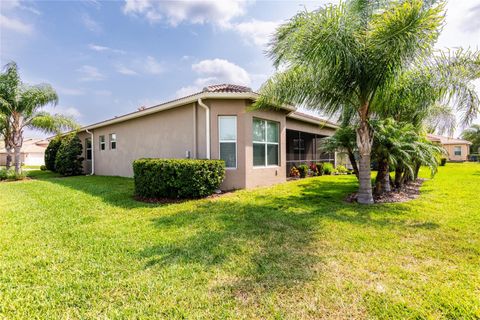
xmin=1 ymin=0 xmax=479 ymax=137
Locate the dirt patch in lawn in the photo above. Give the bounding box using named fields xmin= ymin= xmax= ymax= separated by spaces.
xmin=346 ymin=179 xmax=425 ymax=204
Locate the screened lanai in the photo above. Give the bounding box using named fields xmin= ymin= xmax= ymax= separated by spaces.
xmin=286 ymin=129 xmax=335 ymax=175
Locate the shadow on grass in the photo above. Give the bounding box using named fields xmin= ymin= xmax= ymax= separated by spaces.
xmin=139 ymin=177 xmax=439 ymax=295
xmin=27 ymin=170 xmax=159 ymax=209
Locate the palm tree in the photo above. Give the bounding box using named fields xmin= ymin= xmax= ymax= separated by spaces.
xmin=0 ymin=62 xmax=78 ymax=173
xmin=462 ymin=124 xmax=480 ymax=154
xmin=0 ymin=113 xmax=13 ymax=169
xmin=254 ymin=0 xmax=445 ymax=204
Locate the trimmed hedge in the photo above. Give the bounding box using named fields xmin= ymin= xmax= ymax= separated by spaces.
xmin=133 ymin=158 xmax=225 ymax=199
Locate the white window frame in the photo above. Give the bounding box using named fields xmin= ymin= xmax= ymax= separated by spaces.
xmin=109 ymin=133 xmax=117 ymax=150
xmin=85 ymin=138 xmax=92 ymax=161
xmin=218 ymin=115 xmax=237 ymax=169
xmin=253 ymin=118 xmax=280 ymax=167
xmin=454 ymin=146 xmax=462 ymax=156
xmin=99 ymin=135 xmax=106 ymax=151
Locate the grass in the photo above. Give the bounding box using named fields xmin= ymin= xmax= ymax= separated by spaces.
xmin=1 ymin=163 xmax=479 ymax=319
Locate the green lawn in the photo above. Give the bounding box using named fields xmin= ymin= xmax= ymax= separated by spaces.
xmin=1 ymin=163 xmax=479 ymax=319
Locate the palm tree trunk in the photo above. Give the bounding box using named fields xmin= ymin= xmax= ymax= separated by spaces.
xmin=5 ymin=145 xmax=12 ymax=170
xmin=11 ymin=115 xmax=23 ymax=174
xmin=347 ymin=148 xmax=359 ymax=179
xmin=414 ymin=162 xmax=421 ymax=181
xmin=14 ymin=146 xmax=22 ymax=173
xmin=356 ymin=118 xmax=374 ymax=204
xmin=375 ymin=156 xmax=391 ymax=195
xmin=394 ymin=166 xmax=403 ymax=189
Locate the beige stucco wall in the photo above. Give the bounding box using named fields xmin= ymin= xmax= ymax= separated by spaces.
xmin=78 ymin=103 xmax=196 ymax=177
xmin=75 ymin=99 xmax=336 ymax=190
xmin=444 ymin=144 xmax=470 ymax=161
xmin=207 ymin=99 xmax=289 ymax=189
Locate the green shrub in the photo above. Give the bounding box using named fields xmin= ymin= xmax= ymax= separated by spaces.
xmin=323 ymin=162 xmax=334 ymax=175
xmin=336 ymin=165 xmax=348 ymax=174
xmin=55 ymin=134 xmax=84 ymax=176
xmin=315 ymin=163 xmax=324 ymax=176
xmin=298 ymin=164 xmax=309 ymax=178
xmin=133 ymin=158 xmax=226 ymax=199
xmin=45 ymin=137 xmax=62 ymax=172
xmin=0 ymin=169 xmax=26 ymax=181
xmin=40 ymin=165 xmax=47 ymax=171
xmin=440 ymin=158 xmax=447 ymax=166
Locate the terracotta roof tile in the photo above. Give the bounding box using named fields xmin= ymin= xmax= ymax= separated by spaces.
xmin=202 ymin=84 xmax=252 ymax=93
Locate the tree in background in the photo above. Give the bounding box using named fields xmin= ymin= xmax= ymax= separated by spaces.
xmin=254 ymin=0 xmax=445 ymax=204
xmin=462 ymin=124 xmax=480 ymax=154
xmin=55 ymin=134 xmax=84 ymax=176
xmin=0 ymin=62 xmax=78 ymax=173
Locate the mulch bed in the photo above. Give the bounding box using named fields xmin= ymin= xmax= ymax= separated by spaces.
xmin=346 ymin=179 xmax=426 ymax=204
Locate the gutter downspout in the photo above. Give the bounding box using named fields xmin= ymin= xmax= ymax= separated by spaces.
xmin=192 ymin=103 xmax=196 ymax=159
xmin=86 ymin=129 xmax=94 ymax=175
xmin=197 ymin=98 xmax=210 ymax=159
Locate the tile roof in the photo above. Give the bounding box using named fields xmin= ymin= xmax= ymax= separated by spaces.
xmin=426 ymin=134 xmax=472 ymax=145
xmin=202 ymin=84 xmax=252 ymax=93
xmin=289 ymin=111 xmax=339 ymax=127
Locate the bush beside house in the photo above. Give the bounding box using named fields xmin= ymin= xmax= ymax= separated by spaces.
xmin=54 ymin=134 xmax=84 ymax=176
xmin=44 ymin=137 xmax=62 ymax=171
xmin=133 ymin=158 xmax=225 ymax=199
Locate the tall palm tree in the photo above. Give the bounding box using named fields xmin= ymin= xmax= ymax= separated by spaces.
xmin=0 ymin=113 xmax=13 ymax=169
xmin=462 ymin=124 xmax=480 ymax=154
xmin=0 ymin=62 xmax=78 ymax=173
xmin=254 ymin=0 xmax=445 ymax=204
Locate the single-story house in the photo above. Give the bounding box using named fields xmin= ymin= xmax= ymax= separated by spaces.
xmin=76 ymin=84 xmax=339 ymax=190
xmin=426 ymin=134 xmax=472 ymax=162
xmin=0 ymin=138 xmax=49 ymax=166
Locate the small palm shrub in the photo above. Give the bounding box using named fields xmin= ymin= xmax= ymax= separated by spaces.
xmin=440 ymin=158 xmax=447 ymax=166
xmin=0 ymin=169 xmax=26 ymax=181
xmin=336 ymin=165 xmax=348 ymax=174
xmin=298 ymin=164 xmax=309 ymax=178
xmin=55 ymin=134 xmax=84 ymax=176
xmin=323 ymin=163 xmax=334 ymax=175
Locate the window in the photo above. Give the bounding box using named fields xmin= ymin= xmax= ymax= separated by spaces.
xmin=99 ymin=135 xmax=106 ymax=151
xmin=454 ymin=146 xmax=462 ymax=156
xmin=85 ymin=138 xmax=92 ymax=160
xmin=109 ymin=133 xmax=117 ymax=150
xmin=253 ymin=118 xmax=279 ymax=166
xmin=219 ymin=116 xmax=237 ymax=168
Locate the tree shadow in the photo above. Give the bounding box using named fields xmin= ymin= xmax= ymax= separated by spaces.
xmin=28 ymin=171 xmax=161 ymax=209
xmin=139 ymin=177 xmax=439 ymax=297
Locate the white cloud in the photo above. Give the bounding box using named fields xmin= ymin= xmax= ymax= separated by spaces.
xmin=77 ymin=65 xmax=105 ymax=81
xmin=0 ymin=14 xmax=32 ymax=34
xmin=115 ymin=64 xmax=138 ymax=75
xmin=43 ymin=105 xmax=82 ymax=119
xmin=56 ymin=86 xmax=84 ymax=96
xmin=88 ymin=43 xmax=126 ymax=54
xmin=81 ymin=13 xmax=102 ymax=32
xmin=144 ymin=56 xmax=164 ymax=74
xmin=122 ymin=0 xmax=249 ymax=27
xmin=230 ymin=19 xmax=280 ymax=46
xmin=176 ymin=58 xmax=251 ymax=97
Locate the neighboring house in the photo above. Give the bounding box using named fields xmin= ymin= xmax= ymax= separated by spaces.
xmin=76 ymin=84 xmax=338 ymax=190
xmin=0 ymin=138 xmax=49 ymax=166
xmin=427 ymin=134 xmax=472 ymax=162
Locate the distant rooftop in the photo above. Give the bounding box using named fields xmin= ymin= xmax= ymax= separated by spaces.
xmin=202 ymin=84 xmax=252 ymax=93
xmin=427 ymin=134 xmax=472 ymax=145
